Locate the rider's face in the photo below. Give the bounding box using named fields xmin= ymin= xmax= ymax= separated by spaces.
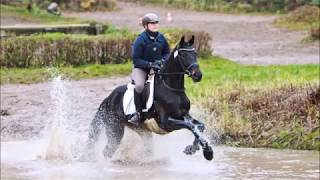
xmin=147 ymin=22 xmax=159 ymax=32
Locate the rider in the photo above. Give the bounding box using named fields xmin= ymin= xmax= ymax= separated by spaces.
xmin=128 ymin=13 xmax=170 ymax=125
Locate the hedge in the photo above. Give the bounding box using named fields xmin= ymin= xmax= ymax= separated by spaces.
xmin=0 ymin=30 xmax=212 ymax=68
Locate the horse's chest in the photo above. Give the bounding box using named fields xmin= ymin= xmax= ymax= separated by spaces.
xmin=166 ymin=95 xmax=190 ymax=117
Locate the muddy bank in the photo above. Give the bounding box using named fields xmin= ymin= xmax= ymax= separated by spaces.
xmin=64 ymin=2 xmax=320 ymax=65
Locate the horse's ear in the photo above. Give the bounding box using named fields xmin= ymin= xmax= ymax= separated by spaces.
xmin=189 ymin=35 xmax=194 ymax=45
xmin=179 ymin=36 xmax=185 ymax=46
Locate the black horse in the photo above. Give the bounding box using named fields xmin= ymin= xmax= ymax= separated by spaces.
xmin=87 ymin=36 xmax=213 ymax=161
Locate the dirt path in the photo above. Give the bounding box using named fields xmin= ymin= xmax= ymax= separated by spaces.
xmin=65 ymin=2 xmax=319 ymax=65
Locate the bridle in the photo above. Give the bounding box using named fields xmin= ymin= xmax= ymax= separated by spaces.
xmin=157 ymin=47 xmax=198 ymax=76
xmin=156 ymin=47 xmax=199 ymax=92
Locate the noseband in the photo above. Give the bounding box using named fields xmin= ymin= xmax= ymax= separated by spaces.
xmin=174 ymin=48 xmax=198 ymax=76
xmin=158 ymin=47 xmax=198 ymax=76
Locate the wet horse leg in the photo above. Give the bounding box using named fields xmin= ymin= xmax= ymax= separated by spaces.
xmin=182 ymin=114 xmax=206 ymax=155
xmin=156 ymin=104 xmax=213 ymax=160
xmin=103 ymin=118 xmax=124 ymax=158
xmin=165 ymin=115 xmax=213 ymax=160
xmin=133 ymin=128 xmax=154 ymax=157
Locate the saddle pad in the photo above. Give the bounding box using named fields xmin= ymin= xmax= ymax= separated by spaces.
xmin=123 ymin=74 xmax=155 ymax=115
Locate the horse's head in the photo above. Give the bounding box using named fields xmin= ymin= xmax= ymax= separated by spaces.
xmin=173 ymin=36 xmax=202 ymax=82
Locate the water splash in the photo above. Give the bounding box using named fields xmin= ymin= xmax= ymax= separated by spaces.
xmin=36 ymin=72 xmax=213 ymax=163
xmin=39 ymin=72 xmax=73 ymax=161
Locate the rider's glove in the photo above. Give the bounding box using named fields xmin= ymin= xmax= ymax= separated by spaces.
xmin=149 ymin=62 xmax=161 ymax=71
xmin=156 ymin=59 xmax=164 ymax=66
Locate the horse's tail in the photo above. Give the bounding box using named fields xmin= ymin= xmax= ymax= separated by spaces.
xmin=87 ymin=98 xmax=109 ymax=146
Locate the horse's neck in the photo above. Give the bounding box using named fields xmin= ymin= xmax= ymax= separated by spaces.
xmin=161 ymin=57 xmax=184 ymax=90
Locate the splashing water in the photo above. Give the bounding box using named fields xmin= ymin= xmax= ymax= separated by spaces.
xmin=39 ymin=75 xmax=73 ymax=161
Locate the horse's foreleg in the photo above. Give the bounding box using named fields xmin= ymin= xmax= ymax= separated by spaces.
xmin=166 ymin=116 xmax=213 ymax=160
xmin=183 ymin=138 xmax=200 ymax=155
xmin=184 ymin=114 xmax=205 ymax=133
xmin=184 ymin=114 xmax=214 ymax=160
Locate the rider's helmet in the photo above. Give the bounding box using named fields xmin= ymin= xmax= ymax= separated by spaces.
xmin=142 ymin=13 xmax=159 ymax=28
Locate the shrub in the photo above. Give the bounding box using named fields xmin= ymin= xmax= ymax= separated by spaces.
xmin=121 ymin=0 xmax=316 ymax=12
xmin=275 ymin=5 xmax=320 ymax=39
xmin=1 ymin=30 xmax=213 ymax=67
xmin=31 ymin=0 xmax=117 ymax=11
xmin=162 ymin=29 xmax=213 ymax=57
xmin=203 ymin=84 xmax=320 ymax=150
xmin=310 ymin=23 xmax=320 ymax=39
xmin=0 ymin=34 xmax=132 ymax=67
xmin=283 ymin=5 xmax=320 ymax=24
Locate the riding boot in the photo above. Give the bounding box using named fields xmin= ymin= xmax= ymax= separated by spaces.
xmin=128 ymin=90 xmax=143 ymax=125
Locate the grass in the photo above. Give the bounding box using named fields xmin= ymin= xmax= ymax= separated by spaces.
xmin=185 ymin=56 xmax=319 ymax=100
xmin=1 ymin=63 xmax=132 ymax=84
xmin=274 ymin=18 xmax=311 ymax=31
xmin=182 ymin=56 xmax=319 ymax=150
xmin=2 ymin=55 xmax=318 ymax=87
xmin=1 ymin=5 xmax=93 ymax=24
xmin=274 ymin=14 xmax=318 ymax=31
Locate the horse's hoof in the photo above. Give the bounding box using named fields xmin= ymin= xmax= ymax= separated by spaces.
xmin=183 ymin=145 xmax=194 ymax=155
xmin=203 ymin=146 xmax=213 ymax=161
xmin=103 ymin=147 xmax=113 ymax=159
xmin=197 ymin=124 xmax=205 ymax=132
xmin=183 ymin=145 xmax=197 ymax=155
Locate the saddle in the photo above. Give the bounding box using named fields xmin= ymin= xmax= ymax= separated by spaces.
xmin=123 ymin=72 xmax=169 ymax=135
xmin=123 ymin=73 xmax=154 ymax=115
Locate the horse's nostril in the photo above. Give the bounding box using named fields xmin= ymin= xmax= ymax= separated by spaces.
xmin=191 ymin=69 xmax=202 ymax=82
xmin=197 ymin=72 xmax=202 ymax=81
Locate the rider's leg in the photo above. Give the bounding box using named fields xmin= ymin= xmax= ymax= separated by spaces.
xmin=129 ymin=68 xmax=147 ymax=125
xmin=130 ymin=89 xmax=143 ymax=123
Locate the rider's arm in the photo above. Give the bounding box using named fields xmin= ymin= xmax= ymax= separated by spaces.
xmin=131 ymin=36 xmax=151 ymax=69
xmin=161 ymin=35 xmax=170 ymax=62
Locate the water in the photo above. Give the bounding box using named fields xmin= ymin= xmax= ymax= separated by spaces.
xmin=1 ymin=139 xmax=319 ymax=179
xmin=1 ymin=75 xmax=319 ymax=179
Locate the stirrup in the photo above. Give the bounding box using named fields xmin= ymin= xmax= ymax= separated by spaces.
xmin=128 ymin=112 xmax=141 ymax=125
